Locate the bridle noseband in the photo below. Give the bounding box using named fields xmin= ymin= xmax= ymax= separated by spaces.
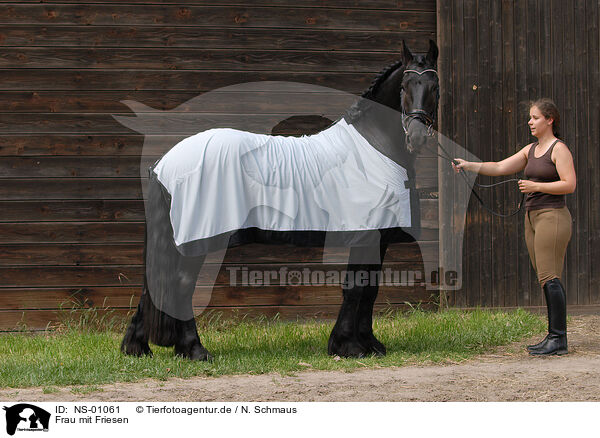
xmin=401 ymin=68 xmax=438 ymax=137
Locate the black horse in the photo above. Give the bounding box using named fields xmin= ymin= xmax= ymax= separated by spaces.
xmin=121 ymin=40 xmax=439 ymax=360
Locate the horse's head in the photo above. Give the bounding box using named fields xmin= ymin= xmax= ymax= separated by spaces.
xmin=399 ymin=39 xmax=439 ymax=153
xmin=358 ymin=40 xmax=439 ymax=156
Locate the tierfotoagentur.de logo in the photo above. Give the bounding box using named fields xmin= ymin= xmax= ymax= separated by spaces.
xmin=2 ymin=404 xmax=50 ymax=436
xmin=226 ymin=266 xmax=458 ymax=288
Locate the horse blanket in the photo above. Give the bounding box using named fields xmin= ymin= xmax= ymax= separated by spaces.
xmin=152 ymin=118 xmax=412 ymax=252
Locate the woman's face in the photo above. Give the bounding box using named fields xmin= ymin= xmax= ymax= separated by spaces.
xmin=528 ymin=105 xmax=553 ymax=138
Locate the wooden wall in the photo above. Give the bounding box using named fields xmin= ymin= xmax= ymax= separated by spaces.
xmin=0 ymin=1 xmax=438 ymax=330
xmin=438 ymin=0 xmax=600 ymax=311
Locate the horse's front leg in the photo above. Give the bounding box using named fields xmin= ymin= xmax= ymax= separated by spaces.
xmin=328 ymin=246 xmax=383 ymax=358
xmin=356 ymin=244 xmax=387 ymax=356
xmin=328 ymin=271 xmax=368 ymax=358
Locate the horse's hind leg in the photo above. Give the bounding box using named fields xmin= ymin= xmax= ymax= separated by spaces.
xmin=356 ymin=244 xmax=388 ymax=356
xmin=122 ymin=172 xmax=211 ymax=361
xmin=123 ymin=279 xmax=211 ymax=361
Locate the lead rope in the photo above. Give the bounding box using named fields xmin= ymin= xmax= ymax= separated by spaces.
xmin=421 ymin=139 xmax=525 ymax=218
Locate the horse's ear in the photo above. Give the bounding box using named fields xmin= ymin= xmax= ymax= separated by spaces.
xmin=401 ymin=40 xmax=414 ymax=65
xmin=426 ymin=39 xmax=439 ymax=65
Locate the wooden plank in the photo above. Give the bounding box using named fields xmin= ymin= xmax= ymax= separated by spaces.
xmin=0 ymin=284 xmax=431 ymax=310
xmin=0 ymin=113 xmax=353 ymax=135
xmin=563 ymin=1 xmax=577 ymax=305
xmin=0 ymin=301 xmax=437 ymax=331
xmin=551 ymin=0 xmax=575 ymax=305
xmin=500 ymin=0 xmax=516 ymax=308
xmin=0 ymin=116 xmax=446 ymax=143
xmin=0 ymin=91 xmax=359 ymax=114
xmin=0 ymin=222 xmax=437 ymax=245
xmin=476 ymin=0 xmax=492 ymax=308
xmin=523 ymin=0 xmax=540 ymax=306
xmin=0 ymin=199 xmax=437 ymax=228
xmin=453 ymin=0 xmax=470 ymax=308
xmin=0 ymin=48 xmax=404 ymax=72
xmin=0 ymin=240 xmax=438 ymax=266
xmin=0 ymin=244 xmax=144 ymax=266
xmin=436 ymin=0 xmax=454 ymax=307
xmin=0 ymin=266 xmax=144 ymax=287
xmin=0 ymin=177 xmax=437 ymax=201
xmin=0 ymin=6 xmax=436 ymax=31
xmin=0 ymin=223 xmax=438 ymax=245
xmin=0 ymin=156 xmax=144 ymax=177
xmin=0 ymin=1 xmax=436 ymax=12
xmin=0 ymin=287 xmax=141 ymax=310
xmin=0 ymin=156 xmax=438 ymax=183
xmin=0 ymin=26 xmax=435 ymax=50
xmin=0 ymin=132 xmax=440 ymax=158
xmin=526 ymin=0 xmax=540 ymax=98
xmin=574 ymin=1 xmax=589 ymax=305
xmin=0 ymin=223 xmax=145 ymax=243
xmin=0 ymin=70 xmax=374 ymax=93
xmin=0 ymin=135 xmax=146 ymax=156
xmin=513 ymin=0 xmax=528 ymax=308
xmin=0 ymin=179 xmax=144 ymax=200
xmin=0 ymin=261 xmax=428 ymax=287
xmin=539 ymin=1 xmax=553 ymax=95
xmin=0 ymin=200 xmax=145 ymax=222
xmin=216 ymin=241 xmax=437 ymax=264
xmin=463 ymin=0 xmax=480 ymax=307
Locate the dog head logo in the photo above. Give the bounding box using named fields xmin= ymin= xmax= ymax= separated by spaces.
xmin=3 ymin=404 xmax=50 ymax=435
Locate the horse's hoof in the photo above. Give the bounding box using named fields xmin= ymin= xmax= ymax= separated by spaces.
xmin=328 ymin=338 xmax=369 ymax=358
xmin=360 ymin=335 xmax=387 ymax=356
xmin=369 ymin=341 xmax=387 ymax=356
xmin=175 ymin=343 xmax=212 ymax=361
xmin=121 ymin=339 xmax=153 ymax=358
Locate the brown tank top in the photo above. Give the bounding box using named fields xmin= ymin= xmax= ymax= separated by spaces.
xmin=523 ymin=140 xmax=566 ymax=211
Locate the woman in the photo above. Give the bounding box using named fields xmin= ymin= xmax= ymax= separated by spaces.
xmin=453 ymin=98 xmax=576 ymax=355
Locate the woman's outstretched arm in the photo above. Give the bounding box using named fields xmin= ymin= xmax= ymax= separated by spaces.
xmin=453 ymin=144 xmax=531 ymax=176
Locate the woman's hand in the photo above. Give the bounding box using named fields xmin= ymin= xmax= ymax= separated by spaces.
xmin=518 ymin=179 xmax=538 ymax=193
xmin=452 ymin=158 xmax=471 ymax=173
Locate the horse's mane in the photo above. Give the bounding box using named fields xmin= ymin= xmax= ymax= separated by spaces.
xmin=361 ymin=60 xmax=404 ymax=99
xmin=345 ymin=60 xmax=404 ymax=122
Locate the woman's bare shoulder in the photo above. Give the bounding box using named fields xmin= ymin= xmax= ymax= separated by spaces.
xmin=551 ymin=140 xmax=573 ymax=162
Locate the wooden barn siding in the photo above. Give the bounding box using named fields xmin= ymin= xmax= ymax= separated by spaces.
xmin=438 ymin=0 xmax=600 ymax=309
xmin=0 ymin=1 xmax=438 ymax=330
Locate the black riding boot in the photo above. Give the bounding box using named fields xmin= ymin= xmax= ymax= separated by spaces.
xmin=529 ymin=278 xmax=568 ymax=356
xmin=527 ymin=285 xmax=552 ymax=351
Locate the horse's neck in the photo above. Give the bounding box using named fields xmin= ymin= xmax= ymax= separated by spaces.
xmin=347 ymin=110 xmax=414 ymax=170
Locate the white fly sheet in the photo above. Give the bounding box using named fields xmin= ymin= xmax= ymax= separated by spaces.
xmin=152 ymin=118 xmax=411 ymax=247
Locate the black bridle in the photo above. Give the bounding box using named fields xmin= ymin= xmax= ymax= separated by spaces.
xmin=400 ymin=68 xmax=524 ymax=218
xmin=401 ymin=68 xmax=438 ymax=137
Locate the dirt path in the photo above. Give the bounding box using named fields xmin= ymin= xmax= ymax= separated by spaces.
xmin=2 ymin=315 xmax=599 ymax=402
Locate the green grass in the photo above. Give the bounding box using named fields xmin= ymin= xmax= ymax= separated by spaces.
xmin=0 ymin=308 xmax=545 ymax=389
